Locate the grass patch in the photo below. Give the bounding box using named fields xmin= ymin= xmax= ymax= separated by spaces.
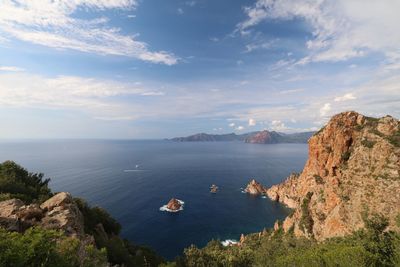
xmin=341 ymin=151 xmax=351 ymax=162
xmin=314 ymin=174 xmax=324 ymax=184
xmin=361 ymin=139 xmax=376 ymax=148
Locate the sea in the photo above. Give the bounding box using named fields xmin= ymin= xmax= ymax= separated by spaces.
xmin=0 ymin=140 xmax=308 ymax=259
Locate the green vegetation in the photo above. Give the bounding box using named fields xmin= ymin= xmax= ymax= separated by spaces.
xmin=314 ymin=174 xmax=324 ymax=184
xmin=0 ymin=160 xmax=52 ymax=203
xmin=386 ymin=129 xmax=400 ymax=147
xmin=0 ymin=227 xmax=108 ymax=267
xmin=341 ymin=151 xmax=351 ymax=162
xmin=361 ymin=139 xmax=376 ymax=148
xmin=167 ymin=213 xmax=400 ymax=267
xmin=299 ymin=192 xmax=314 ymax=235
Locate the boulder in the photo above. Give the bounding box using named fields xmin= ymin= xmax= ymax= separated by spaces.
xmin=166 ymin=198 xmax=182 ymax=211
xmin=244 ymin=179 xmax=266 ymax=195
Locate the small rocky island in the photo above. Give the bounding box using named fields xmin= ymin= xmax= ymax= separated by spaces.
xmin=160 ymin=198 xmax=184 ymax=212
xmin=210 ymin=184 xmax=218 ymax=193
xmin=244 ymin=179 xmax=267 ymax=195
xmin=167 ymin=198 xmax=182 ymax=210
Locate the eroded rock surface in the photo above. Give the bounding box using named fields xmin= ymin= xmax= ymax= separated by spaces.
xmin=265 ymin=111 xmax=400 ymax=240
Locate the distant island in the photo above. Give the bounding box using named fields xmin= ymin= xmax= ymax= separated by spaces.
xmin=170 ymin=130 xmax=315 ymax=144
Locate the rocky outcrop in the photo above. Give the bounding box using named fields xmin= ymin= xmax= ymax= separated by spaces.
xmin=166 ymin=198 xmax=182 ymax=211
xmin=244 ymin=179 xmax=267 ymax=195
xmin=266 ymin=111 xmax=400 ymax=240
xmin=245 ymin=130 xmax=278 ymax=144
xmin=0 ymin=192 xmax=84 ymax=237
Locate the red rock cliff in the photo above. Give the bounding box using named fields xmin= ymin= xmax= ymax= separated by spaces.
xmin=266 ymin=111 xmax=400 ymax=240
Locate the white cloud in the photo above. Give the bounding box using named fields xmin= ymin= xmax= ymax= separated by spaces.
xmin=229 ymin=122 xmax=235 ymax=127
xmin=270 ymin=120 xmax=287 ymax=131
xmin=0 ymin=66 xmax=25 ymax=72
xmin=245 ymin=39 xmax=276 ymax=53
xmin=186 ymin=1 xmax=196 ymax=7
xmin=177 ymin=8 xmax=184 ymax=15
xmin=0 ymin=73 xmax=166 ymax=120
xmin=248 ymin=118 xmax=256 ymax=126
xmin=319 ymin=103 xmax=331 ymax=117
xmin=236 ymin=125 xmax=245 ymax=131
xmin=0 ymin=0 xmax=178 ymax=65
xmin=334 ymin=93 xmax=356 ymax=102
xmin=127 ymin=14 xmax=136 ymax=18
xmin=238 ymin=0 xmax=400 ymax=64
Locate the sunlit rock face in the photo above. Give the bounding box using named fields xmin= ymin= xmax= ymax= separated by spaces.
xmin=265 ymin=111 xmax=400 ymax=240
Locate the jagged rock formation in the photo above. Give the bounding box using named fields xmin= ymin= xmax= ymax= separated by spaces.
xmin=0 ymin=192 xmax=85 ymax=237
xmin=166 ymin=198 xmax=182 ymax=211
xmin=266 ymin=111 xmax=400 ymax=240
xmin=244 ymin=179 xmax=267 ymax=195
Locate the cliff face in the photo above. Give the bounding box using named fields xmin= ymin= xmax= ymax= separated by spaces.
xmin=267 ymin=111 xmax=400 ymax=240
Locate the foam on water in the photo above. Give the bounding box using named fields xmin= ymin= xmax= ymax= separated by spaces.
xmin=221 ymin=239 xmax=238 ymax=246
xmin=160 ymin=199 xmax=185 ymax=213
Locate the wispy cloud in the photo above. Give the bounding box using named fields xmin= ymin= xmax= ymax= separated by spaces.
xmin=0 ymin=0 xmax=178 ymax=65
xmin=238 ymin=0 xmax=400 ymax=64
xmin=0 ymin=66 xmax=25 ymax=72
xmin=334 ymin=93 xmax=356 ymax=102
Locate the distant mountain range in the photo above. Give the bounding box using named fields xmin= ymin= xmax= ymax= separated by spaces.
xmin=170 ymin=130 xmax=315 ymax=144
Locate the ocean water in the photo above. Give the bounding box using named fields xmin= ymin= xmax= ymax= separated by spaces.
xmin=0 ymin=140 xmax=308 ymax=259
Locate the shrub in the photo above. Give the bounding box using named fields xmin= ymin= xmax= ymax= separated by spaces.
xmin=361 ymin=139 xmax=376 ymax=148
xmin=314 ymin=174 xmax=324 ymax=184
xmin=0 ymin=227 xmax=107 ymax=267
xmin=341 ymin=151 xmax=351 ymax=162
xmin=299 ymin=192 xmax=314 ymax=235
xmin=0 ymin=161 xmax=52 ymax=203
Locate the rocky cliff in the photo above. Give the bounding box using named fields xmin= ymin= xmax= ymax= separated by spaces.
xmin=266 ymin=111 xmax=400 ymax=240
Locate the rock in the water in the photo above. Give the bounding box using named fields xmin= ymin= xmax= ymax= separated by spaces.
xmin=166 ymin=198 xmax=182 ymax=211
xmin=210 ymin=184 xmax=218 ymax=193
xmin=244 ymin=179 xmax=266 ymax=195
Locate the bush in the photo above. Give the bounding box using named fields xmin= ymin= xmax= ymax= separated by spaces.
xmin=74 ymin=198 xmax=121 ymax=236
xmin=0 ymin=161 xmax=52 ymax=203
xmin=361 ymin=139 xmax=376 ymax=148
xmin=299 ymin=192 xmax=314 ymax=235
xmin=177 ymin=214 xmax=400 ymax=267
xmin=341 ymin=151 xmax=351 ymax=162
xmin=0 ymin=227 xmax=107 ymax=267
xmin=314 ymin=174 xmax=324 ymax=184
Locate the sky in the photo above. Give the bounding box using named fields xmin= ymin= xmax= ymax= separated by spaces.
xmin=0 ymin=0 xmax=399 ymax=139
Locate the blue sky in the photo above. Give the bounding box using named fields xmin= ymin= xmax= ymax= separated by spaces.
xmin=0 ymin=0 xmax=399 ymax=139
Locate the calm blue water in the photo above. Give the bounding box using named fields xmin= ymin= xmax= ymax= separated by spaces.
xmin=0 ymin=140 xmax=307 ymax=259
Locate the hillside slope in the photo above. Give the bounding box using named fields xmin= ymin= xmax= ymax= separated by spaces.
xmin=266 ymin=111 xmax=400 ymax=239
xmin=171 ymin=130 xmax=314 ymax=143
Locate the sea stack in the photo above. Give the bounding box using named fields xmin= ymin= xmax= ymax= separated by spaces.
xmin=166 ymin=198 xmax=182 ymax=211
xmin=244 ymin=179 xmax=266 ymax=195
xmin=210 ymin=184 xmax=218 ymax=193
